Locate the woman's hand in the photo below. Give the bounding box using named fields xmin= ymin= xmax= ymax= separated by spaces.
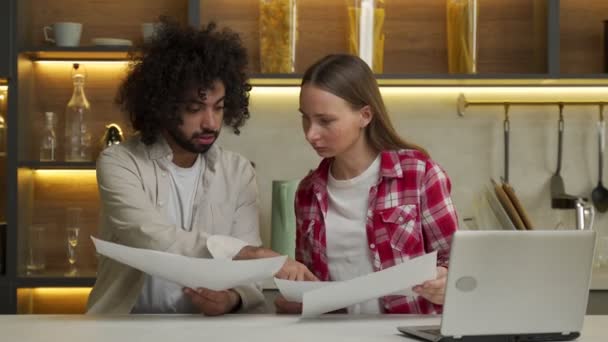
xmin=276 ymin=258 xmax=319 ymax=281
xmin=413 ymin=266 xmax=448 ymax=305
xmin=235 ymin=246 xmax=318 ymax=281
xmin=274 ymin=294 xmax=303 ymax=314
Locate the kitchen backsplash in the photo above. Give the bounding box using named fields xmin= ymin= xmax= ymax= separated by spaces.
xmin=217 ymin=87 xmax=608 ymax=248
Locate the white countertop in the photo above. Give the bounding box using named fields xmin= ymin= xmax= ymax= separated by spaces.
xmin=0 ymin=314 xmax=607 ymax=342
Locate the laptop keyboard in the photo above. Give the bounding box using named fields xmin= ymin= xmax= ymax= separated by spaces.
xmin=420 ymin=328 xmax=442 ymax=336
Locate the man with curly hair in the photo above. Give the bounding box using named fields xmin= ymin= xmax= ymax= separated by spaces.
xmin=87 ymin=20 xmax=314 ymax=315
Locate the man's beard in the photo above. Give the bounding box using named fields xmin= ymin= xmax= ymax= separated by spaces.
xmin=166 ymin=125 xmax=220 ymax=154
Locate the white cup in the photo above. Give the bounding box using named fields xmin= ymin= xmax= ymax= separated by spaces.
xmin=43 ymin=22 xmax=82 ymax=47
xmin=141 ymin=22 xmax=161 ymax=42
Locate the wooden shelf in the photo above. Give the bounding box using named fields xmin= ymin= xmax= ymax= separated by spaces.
xmin=21 ymin=47 xmax=133 ymax=61
xmin=16 ymin=277 xmax=96 ymax=287
xmin=251 ymin=74 xmax=608 ymax=87
xmin=560 ymin=0 xmax=608 ymax=74
xmin=19 ymin=161 xmax=96 ymax=170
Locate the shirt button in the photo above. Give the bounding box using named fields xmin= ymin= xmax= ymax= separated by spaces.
xmin=369 ymin=243 xmax=375 ymax=249
xmin=398 ymin=217 xmax=404 ymax=223
xmin=158 ymin=200 xmax=165 ymax=207
xmin=161 ymin=172 xmax=167 ymax=177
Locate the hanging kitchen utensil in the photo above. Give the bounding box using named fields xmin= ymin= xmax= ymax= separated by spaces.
xmin=551 ymin=104 xmax=578 ymax=209
xmin=502 ymin=182 xmax=535 ymax=229
xmin=492 ymin=179 xmax=526 ymax=230
xmin=591 ymin=104 xmax=608 ymax=212
xmin=502 ymin=103 xmax=510 ymax=184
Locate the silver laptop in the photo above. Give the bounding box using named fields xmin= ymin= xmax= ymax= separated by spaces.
xmin=398 ymin=230 xmax=596 ymax=342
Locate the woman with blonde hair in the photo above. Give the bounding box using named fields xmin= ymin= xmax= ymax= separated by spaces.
xmin=275 ymin=54 xmax=458 ymax=314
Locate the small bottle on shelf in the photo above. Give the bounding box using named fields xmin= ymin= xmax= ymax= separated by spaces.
xmin=39 ymin=111 xmax=57 ymax=161
xmin=65 ymin=63 xmax=92 ymax=162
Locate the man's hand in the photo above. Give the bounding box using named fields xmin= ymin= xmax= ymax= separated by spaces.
xmin=413 ymin=266 xmax=448 ymax=305
xmin=235 ymin=246 xmax=318 ymax=281
xmin=183 ymin=287 xmax=241 ymax=316
xmin=274 ymin=294 xmax=302 ymax=314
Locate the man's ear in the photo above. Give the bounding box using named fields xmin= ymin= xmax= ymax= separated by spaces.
xmin=360 ymin=105 xmax=373 ymax=128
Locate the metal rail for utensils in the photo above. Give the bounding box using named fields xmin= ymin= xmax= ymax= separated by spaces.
xmin=457 ymin=94 xmax=605 ymax=229
xmin=456 ymin=94 xmax=608 ymax=117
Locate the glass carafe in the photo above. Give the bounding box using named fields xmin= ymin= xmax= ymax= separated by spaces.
xmin=259 ymin=0 xmax=297 ymax=73
xmin=65 ymin=67 xmax=92 ymax=161
xmin=347 ymin=0 xmax=385 ymax=73
xmin=446 ymin=0 xmax=478 ymax=74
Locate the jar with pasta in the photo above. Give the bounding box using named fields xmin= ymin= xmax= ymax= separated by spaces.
xmin=446 ymin=0 xmax=478 ymax=74
xmin=259 ymin=0 xmax=297 ymax=73
xmin=347 ymin=0 xmax=385 ymax=74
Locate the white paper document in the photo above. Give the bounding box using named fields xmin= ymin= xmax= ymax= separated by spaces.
xmin=301 ymin=252 xmax=437 ymax=317
xmin=91 ymin=237 xmax=286 ymax=291
xmin=274 ymin=278 xmax=336 ymax=302
xmin=275 ymin=279 xmax=419 ymax=303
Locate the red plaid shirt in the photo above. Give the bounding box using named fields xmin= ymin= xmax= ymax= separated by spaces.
xmin=295 ymin=149 xmax=458 ymax=314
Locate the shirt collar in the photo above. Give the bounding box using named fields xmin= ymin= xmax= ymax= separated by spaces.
xmin=146 ymin=134 xmax=219 ymax=172
xmin=310 ymin=150 xmax=404 ymax=190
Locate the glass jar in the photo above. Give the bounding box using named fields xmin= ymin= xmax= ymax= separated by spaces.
xmin=446 ymin=0 xmax=478 ymax=74
xmin=65 ymin=65 xmax=92 ymax=161
xmin=259 ymin=0 xmax=297 ymax=73
xmin=347 ymin=0 xmax=385 ymax=73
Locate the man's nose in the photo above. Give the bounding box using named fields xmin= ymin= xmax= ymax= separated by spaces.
xmin=200 ymin=108 xmax=218 ymax=130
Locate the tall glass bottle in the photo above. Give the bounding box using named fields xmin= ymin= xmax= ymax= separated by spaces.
xmin=65 ymin=65 xmax=92 ymax=161
xmin=40 ymin=111 xmax=57 ymax=161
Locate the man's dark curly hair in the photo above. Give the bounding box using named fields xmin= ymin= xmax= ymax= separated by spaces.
xmin=116 ymin=19 xmax=252 ymax=145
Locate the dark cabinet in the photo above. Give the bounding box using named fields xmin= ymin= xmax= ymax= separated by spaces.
xmin=0 ymin=0 xmax=13 ymax=78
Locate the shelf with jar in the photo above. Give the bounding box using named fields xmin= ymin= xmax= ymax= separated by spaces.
xmin=14 ymin=0 xmax=608 ymax=81
xmin=201 ymin=0 xmax=608 ymax=78
xmin=203 ymin=0 xmax=550 ymax=76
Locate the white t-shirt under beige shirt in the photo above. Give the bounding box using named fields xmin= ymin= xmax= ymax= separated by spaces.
xmin=326 ymin=155 xmax=382 ymax=314
xmin=132 ymin=156 xmax=205 ymax=313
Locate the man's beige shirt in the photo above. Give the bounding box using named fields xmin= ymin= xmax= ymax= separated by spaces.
xmin=86 ymin=136 xmax=264 ymax=314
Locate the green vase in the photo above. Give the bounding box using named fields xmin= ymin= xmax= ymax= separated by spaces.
xmin=270 ymin=179 xmax=300 ymax=258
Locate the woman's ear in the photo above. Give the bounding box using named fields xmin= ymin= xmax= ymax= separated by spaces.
xmin=360 ymin=105 xmax=373 ymax=128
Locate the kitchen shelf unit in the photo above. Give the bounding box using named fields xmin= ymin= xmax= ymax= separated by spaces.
xmin=0 ymin=0 xmax=607 ymax=314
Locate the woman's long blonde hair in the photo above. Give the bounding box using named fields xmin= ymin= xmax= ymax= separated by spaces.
xmin=301 ymin=54 xmax=429 ymax=157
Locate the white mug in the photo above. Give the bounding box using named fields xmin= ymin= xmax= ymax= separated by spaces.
xmin=141 ymin=22 xmax=161 ymax=42
xmin=43 ymin=22 xmax=82 ymax=47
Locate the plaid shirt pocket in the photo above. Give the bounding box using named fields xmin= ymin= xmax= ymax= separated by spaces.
xmin=377 ymin=204 xmax=421 ymax=255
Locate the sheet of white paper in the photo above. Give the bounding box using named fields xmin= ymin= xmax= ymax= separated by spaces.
xmin=275 ymin=279 xmax=418 ymax=303
xmin=274 ymin=279 xmax=336 ymax=302
xmin=91 ymin=237 xmax=286 ymax=291
xmin=301 ymin=251 xmax=437 ymax=317
xmin=207 ymin=235 xmax=248 ymax=260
